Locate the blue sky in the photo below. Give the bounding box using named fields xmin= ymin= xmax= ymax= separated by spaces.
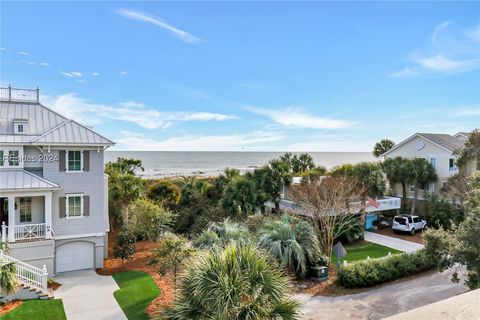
xmin=1 ymin=1 xmax=479 ymax=151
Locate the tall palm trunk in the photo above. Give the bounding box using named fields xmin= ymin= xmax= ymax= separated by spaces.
xmin=411 ymin=185 xmax=418 ymax=215
xmin=401 ymin=181 xmax=407 ymax=212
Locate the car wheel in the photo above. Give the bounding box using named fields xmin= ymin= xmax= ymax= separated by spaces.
xmin=410 ymin=228 xmax=415 ymax=236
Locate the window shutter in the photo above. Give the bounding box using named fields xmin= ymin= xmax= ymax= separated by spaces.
xmin=83 ymin=195 xmax=90 ymax=216
xmin=59 ymin=151 xmax=66 ymax=171
xmin=83 ymin=151 xmax=90 ymax=171
xmin=59 ymin=197 xmax=66 ymax=218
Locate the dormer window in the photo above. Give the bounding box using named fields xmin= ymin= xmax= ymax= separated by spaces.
xmin=13 ymin=119 xmax=28 ymax=135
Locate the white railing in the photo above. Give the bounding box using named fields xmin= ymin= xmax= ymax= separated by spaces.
xmin=0 ymin=250 xmax=48 ymax=294
xmin=14 ymin=223 xmax=47 ymax=240
xmin=0 ymin=86 xmax=40 ymax=102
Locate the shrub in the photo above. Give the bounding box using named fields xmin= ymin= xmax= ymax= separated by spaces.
xmin=148 ymin=180 xmax=181 ymax=206
xmin=114 ymin=226 xmax=136 ymax=260
xmin=193 ymin=219 xmax=251 ymax=249
xmin=334 ymin=216 xmax=363 ymax=243
xmin=129 ymin=198 xmax=174 ymax=241
xmin=423 ymin=194 xmax=464 ymax=229
xmin=161 ymin=243 xmax=301 ymax=320
xmin=337 ymin=249 xmax=435 ymax=288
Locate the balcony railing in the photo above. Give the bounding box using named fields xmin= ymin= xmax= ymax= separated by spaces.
xmin=1 ymin=223 xmax=51 ymax=242
xmin=0 ymin=86 xmax=40 ymax=103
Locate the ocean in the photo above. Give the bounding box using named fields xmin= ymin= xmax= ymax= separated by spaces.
xmin=105 ymin=151 xmax=375 ymax=178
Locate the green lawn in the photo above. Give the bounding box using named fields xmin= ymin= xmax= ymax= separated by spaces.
xmin=0 ymin=300 xmax=66 ymax=320
xmin=333 ymin=241 xmax=403 ymax=264
xmin=113 ymin=271 xmax=161 ymax=320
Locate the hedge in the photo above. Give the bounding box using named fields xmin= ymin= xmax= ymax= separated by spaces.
xmin=337 ymin=249 xmax=435 ymax=288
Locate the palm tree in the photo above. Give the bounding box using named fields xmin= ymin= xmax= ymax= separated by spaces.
xmin=109 ymin=173 xmax=145 ymax=224
xmin=382 ymin=157 xmax=410 ymax=211
xmin=373 ymin=139 xmax=395 ymax=157
xmin=0 ymin=261 xmax=19 ymax=296
xmin=407 ymin=158 xmax=437 ymax=214
xmin=221 ymin=177 xmax=258 ymax=216
xmin=258 ymin=214 xmax=320 ymax=277
xmin=265 ymin=159 xmax=293 ymax=212
xmin=160 ymin=243 xmax=301 ymax=320
xmin=193 ymin=219 xmax=251 ymax=249
xmin=352 ymin=162 xmax=390 ymax=230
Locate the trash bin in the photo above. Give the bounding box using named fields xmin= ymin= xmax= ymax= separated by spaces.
xmin=308 ymin=265 xmax=329 ymax=281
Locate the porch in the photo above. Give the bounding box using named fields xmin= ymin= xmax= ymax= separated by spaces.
xmin=0 ymin=170 xmax=59 ymax=243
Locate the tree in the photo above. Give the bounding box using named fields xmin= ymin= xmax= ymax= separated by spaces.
xmin=382 ymin=157 xmax=410 ymax=211
xmin=423 ymin=172 xmax=480 ymax=289
xmin=352 ymin=162 xmax=390 ymax=229
xmin=0 ymin=260 xmax=19 ymax=296
xmin=258 ymin=214 xmax=320 ymax=277
xmin=106 ymin=157 xmax=144 ymax=175
xmin=454 ymin=129 xmax=480 ymax=169
xmin=113 ymin=225 xmax=136 ymax=260
xmin=264 ymin=159 xmax=293 ymax=212
xmin=151 ymin=233 xmax=195 ymax=295
xmin=221 ymin=177 xmax=258 ymax=216
xmin=422 ymin=194 xmax=464 ymax=230
xmin=109 ymin=173 xmax=145 ymax=224
xmin=178 ymin=176 xmax=210 ymax=206
xmin=291 ymin=176 xmax=361 ymax=265
xmin=373 ymin=139 xmax=395 ymax=157
xmin=193 ymin=219 xmax=251 ymax=249
xmin=330 ymin=163 xmax=355 ymax=177
xmin=129 ymin=198 xmax=174 ymax=241
xmin=291 ymin=153 xmax=316 ymax=174
xmin=148 ymin=180 xmax=181 ymax=207
xmin=161 ymin=244 xmax=301 ymax=320
xmin=245 ymin=167 xmax=270 ymax=213
xmin=441 ymin=172 xmax=469 ymax=215
xmin=407 ymin=158 xmax=437 ymax=214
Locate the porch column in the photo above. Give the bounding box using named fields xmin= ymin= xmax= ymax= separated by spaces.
xmin=7 ymin=196 xmax=15 ymax=242
xmin=44 ymin=193 xmax=52 ymax=238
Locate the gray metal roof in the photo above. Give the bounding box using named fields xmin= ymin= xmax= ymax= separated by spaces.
xmin=0 ymin=101 xmax=114 ymax=146
xmin=0 ymin=170 xmax=59 ymax=191
xmin=418 ymin=133 xmax=465 ymax=151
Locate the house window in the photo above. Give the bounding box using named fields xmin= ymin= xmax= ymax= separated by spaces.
xmin=0 ymin=150 xmax=3 ymax=166
xmin=409 ymin=184 xmax=415 ymax=192
xmin=67 ymin=151 xmax=82 ymax=172
xmin=449 ymin=158 xmax=457 ymax=171
xmin=8 ymin=150 xmax=19 ymax=166
xmin=17 ymin=124 xmax=24 ymax=133
xmin=19 ymin=198 xmax=32 ymax=223
xmin=66 ymin=194 xmax=83 ymax=218
xmin=429 ymin=157 xmax=436 ymax=168
xmin=425 ymin=182 xmax=435 ymax=193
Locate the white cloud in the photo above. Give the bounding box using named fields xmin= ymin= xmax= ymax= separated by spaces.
xmin=17 ymin=51 xmax=29 ymax=56
xmin=456 ymin=106 xmax=480 ymax=117
xmin=60 ymin=71 xmax=83 ymax=78
xmin=247 ymin=106 xmax=352 ymax=129
xmin=42 ymin=93 xmax=237 ymax=129
xmin=91 ymin=72 xmax=99 ymax=76
xmin=26 ymin=61 xmax=35 ymax=65
xmin=120 ymin=71 xmax=128 ymax=76
xmin=116 ymin=9 xmax=203 ymax=44
xmin=0 ymin=48 xmax=7 ymax=51
xmin=391 ymin=21 xmax=480 ymax=77
xmin=39 ymin=62 xmax=49 ymax=66
xmin=115 ymin=130 xmax=283 ymax=151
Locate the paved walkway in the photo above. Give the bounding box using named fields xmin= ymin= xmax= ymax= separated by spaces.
xmin=55 ymin=270 xmax=127 ymax=320
xmin=294 ymin=268 xmax=468 ymax=320
xmin=364 ymin=231 xmax=424 ymax=253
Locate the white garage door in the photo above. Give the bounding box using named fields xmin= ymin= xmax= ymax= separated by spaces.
xmin=56 ymin=242 xmax=94 ymax=273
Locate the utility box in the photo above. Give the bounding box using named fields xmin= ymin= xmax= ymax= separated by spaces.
xmin=308 ymin=266 xmax=329 ymax=281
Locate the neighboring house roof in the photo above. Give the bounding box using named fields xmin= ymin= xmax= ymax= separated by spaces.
xmin=382 ymin=132 xmax=465 ymax=156
xmin=0 ymin=100 xmax=114 ymax=146
xmin=0 ymin=170 xmax=60 ymax=191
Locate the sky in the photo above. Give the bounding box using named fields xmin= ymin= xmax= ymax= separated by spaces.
xmin=1 ymin=1 xmax=479 ymax=151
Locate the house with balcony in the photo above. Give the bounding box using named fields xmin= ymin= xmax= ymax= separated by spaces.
xmin=0 ymin=86 xmax=114 ymax=296
xmin=382 ymin=132 xmax=476 ymax=200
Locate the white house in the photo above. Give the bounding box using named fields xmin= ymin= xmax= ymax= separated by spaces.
xmin=382 ymin=132 xmax=476 ymax=199
xmin=0 ymin=86 xmax=114 ymax=297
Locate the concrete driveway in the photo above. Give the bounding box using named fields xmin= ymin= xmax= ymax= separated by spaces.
xmin=364 ymin=231 xmax=424 ymax=253
xmin=55 ymin=270 xmax=127 ymax=320
xmin=294 ymin=268 xmax=468 ymax=320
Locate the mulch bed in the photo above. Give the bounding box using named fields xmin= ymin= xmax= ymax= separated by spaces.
xmin=48 ymin=281 xmax=62 ymax=290
xmin=0 ymin=300 xmax=22 ymax=315
xmin=97 ymin=225 xmax=175 ymax=318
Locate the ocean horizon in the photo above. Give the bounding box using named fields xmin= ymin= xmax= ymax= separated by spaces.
xmin=105 ymin=151 xmax=375 ymax=178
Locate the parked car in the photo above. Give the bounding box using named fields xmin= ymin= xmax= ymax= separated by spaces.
xmin=392 ymin=214 xmax=427 ymax=235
